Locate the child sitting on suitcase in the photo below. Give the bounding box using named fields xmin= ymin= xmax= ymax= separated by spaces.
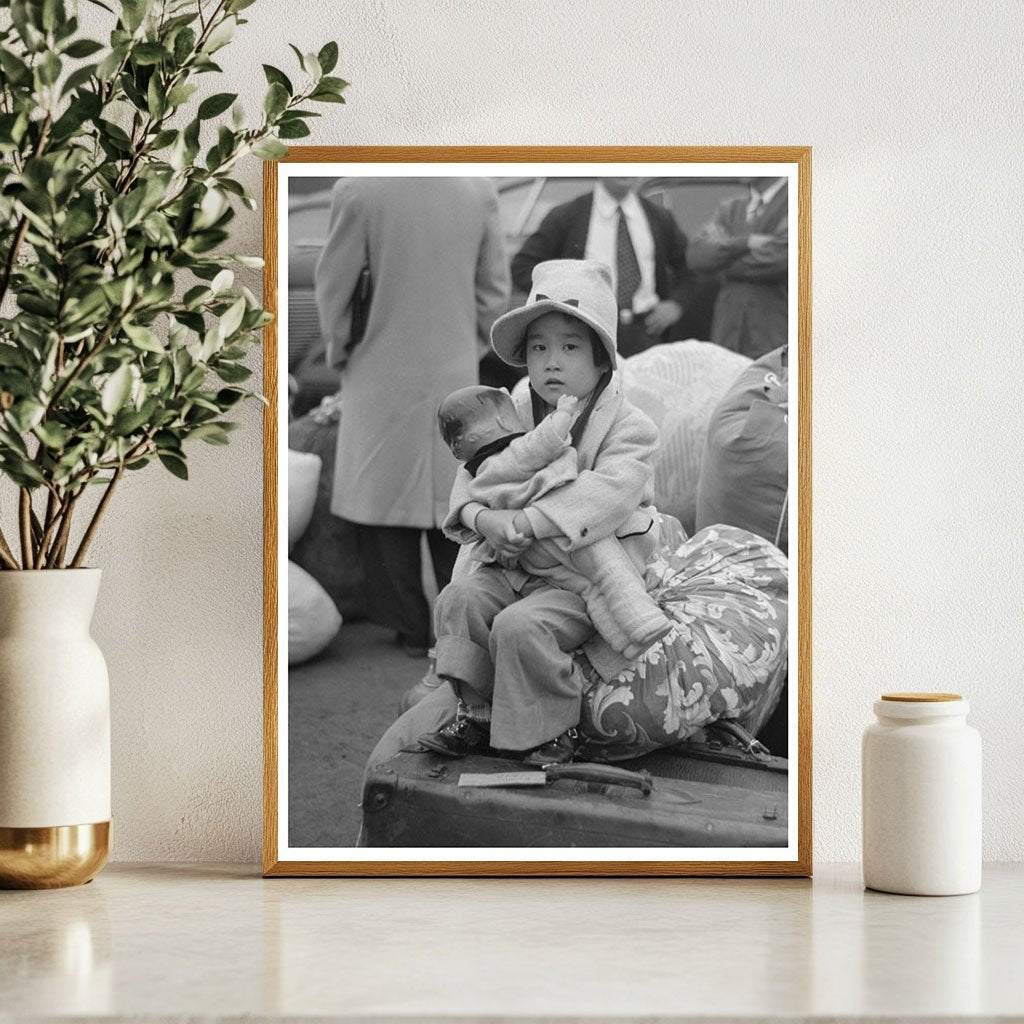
xmin=420 ymin=259 xmax=663 ymax=767
xmin=436 ymin=384 xmax=672 ymax=660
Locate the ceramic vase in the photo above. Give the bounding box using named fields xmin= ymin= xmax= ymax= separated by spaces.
xmin=862 ymin=692 xmax=982 ymax=896
xmin=0 ymin=569 xmax=111 ymax=888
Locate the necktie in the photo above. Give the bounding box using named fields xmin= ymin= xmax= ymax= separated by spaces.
xmin=748 ymin=193 xmax=765 ymax=223
xmin=615 ymin=207 xmax=641 ymax=310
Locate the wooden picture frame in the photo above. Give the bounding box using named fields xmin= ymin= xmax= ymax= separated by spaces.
xmin=263 ymin=147 xmax=811 ymax=877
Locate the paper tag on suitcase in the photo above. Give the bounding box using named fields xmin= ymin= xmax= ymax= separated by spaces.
xmin=458 ymin=772 xmax=547 ymax=788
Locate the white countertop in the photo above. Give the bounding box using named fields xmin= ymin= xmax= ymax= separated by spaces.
xmin=2 ymin=862 xmax=1022 ymax=1021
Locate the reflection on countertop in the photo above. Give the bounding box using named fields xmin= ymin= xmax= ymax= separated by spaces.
xmin=2 ymin=862 xmax=1021 ymax=1020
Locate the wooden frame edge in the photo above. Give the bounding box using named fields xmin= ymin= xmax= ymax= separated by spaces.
xmin=262 ymin=146 xmax=812 ymax=877
xmin=263 ymin=860 xmax=810 ymax=878
xmin=262 ymin=157 xmax=280 ymax=876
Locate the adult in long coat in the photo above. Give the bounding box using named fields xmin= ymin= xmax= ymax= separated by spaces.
xmin=315 ymin=177 xmax=510 ymax=652
xmin=687 ymin=178 xmax=789 ymax=360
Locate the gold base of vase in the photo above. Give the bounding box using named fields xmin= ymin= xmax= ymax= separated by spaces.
xmin=0 ymin=821 xmax=110 ymax=889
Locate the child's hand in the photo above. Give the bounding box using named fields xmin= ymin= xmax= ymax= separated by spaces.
xmin=475 ymin=509 xmax=530 ymax=558
xmin=556 ymin=394 xmax=580 ymax=415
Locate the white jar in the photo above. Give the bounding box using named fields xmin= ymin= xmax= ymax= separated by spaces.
xmin=862 ymin=693 xmax=981 ymax=895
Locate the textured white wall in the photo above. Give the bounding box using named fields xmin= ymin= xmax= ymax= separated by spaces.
xmin=66 ymin=0 xmax=1024 ymax=862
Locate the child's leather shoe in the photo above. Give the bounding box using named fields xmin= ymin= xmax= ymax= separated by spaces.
xmin=419 ymin=714 xmax=490 ymax=758
xmin=522 ymin=727 xmax=578 ymax=766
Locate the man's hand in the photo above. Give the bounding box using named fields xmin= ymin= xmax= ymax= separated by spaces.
xmin=475 ymin=509 xmax=530 ymax=558
xmin=748 ymin=233 xmax=774 ymax=255
xmin=644 ymin=299 xmax=683 ymax=335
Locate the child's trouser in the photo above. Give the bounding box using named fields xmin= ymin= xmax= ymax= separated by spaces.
xmin=433 ymin=567 xmax=594 ymax=750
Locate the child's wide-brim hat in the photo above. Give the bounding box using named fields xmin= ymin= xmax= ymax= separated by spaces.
xmin=491 ymin=259 xmax=618 ymax=369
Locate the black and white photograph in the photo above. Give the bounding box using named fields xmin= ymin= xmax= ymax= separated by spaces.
xmin=267 ymin=151 xmax=809 ymax=874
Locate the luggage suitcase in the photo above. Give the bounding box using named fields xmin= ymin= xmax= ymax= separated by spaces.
xmin=361 ymin=744 xmax=788 ymax=848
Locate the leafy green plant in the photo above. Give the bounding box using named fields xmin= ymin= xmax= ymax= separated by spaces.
xmin=0 ymin=0 xmax=345 ymax=569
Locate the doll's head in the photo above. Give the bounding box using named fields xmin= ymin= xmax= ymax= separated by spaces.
xmin=437 ymin=386 xmax=525 ymax=462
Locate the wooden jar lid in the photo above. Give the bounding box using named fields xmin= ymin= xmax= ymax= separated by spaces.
xmin=881 ymin=692 xmax=962 ymax=702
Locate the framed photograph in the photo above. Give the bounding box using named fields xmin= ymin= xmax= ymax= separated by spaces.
xmin=263 ymin=147 xmax=811 ymax=877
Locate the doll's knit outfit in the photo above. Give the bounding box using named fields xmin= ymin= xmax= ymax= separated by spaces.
xmin=455 ymin=413 xmax=671 ymax=658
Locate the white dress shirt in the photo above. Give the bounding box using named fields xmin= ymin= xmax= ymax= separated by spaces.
xmin=585 ymin=183 xmax=659 ymax=314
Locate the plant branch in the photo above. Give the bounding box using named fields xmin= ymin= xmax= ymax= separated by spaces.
xmin=29 ymin=506 xmax=44 ymax=545
xmin=0 ymin=527 xmax=20 ymax=570
xmin=44 ymin=490 xmax=80 ymax=569
xmin=70 ymin=465 xmax=124 ymax=567
xmin=18 ymin=489 xmax=34 ymax=569
xmin=36 ymin=488 xmax=66 ymax=565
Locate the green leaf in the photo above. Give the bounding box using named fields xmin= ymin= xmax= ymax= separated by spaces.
xmin=115 ymin=187 xmax=149 ymax=228
xmin=96 ymin=43 xmax=128 ymax=81
xmin=226 ymin=0 xmax=257 ymax=11
xmin=57 ymin=14 xmax=78 ymax=41
xmin=181 ymin=365 xmax=206 ymax=391
xmin=34 ymin=421 xmax=70 ymax=449
xmin=155 ymin=359 xmax=173 ymax=392
xmin=123 ymin=322 xmax=164 ymax=353
xmin=9 ymin=399 xmax=46 ymax=432
xmin=158 ymin=452 xmax=188 ymax=479
xmin=319 ymin=75 xmax=349 ymax=92
xmin=299 ymin=51 xmax=321 ymax=80
xmin=112 ymin=406 xmax=151 ymax=435
xmin=173 ymin=26 xmax=196 ymax=65
xmin=189 ymin=422 xmax=230 ymax=445
xmin=60 ymin=62 xmax=97 ymax=96
xmin=215 ymin=388 xmax=247 ymax=408
xmin=10 ymin=1 xmax=44 ymax=52
xmin=318 ymin=41 xmax=339 ymax=75
xmin=0 ymin=50 xmax=33 ymax=87
xmin=101 ymin=365 xmax=133 ymax=415
xmin=251 ymin=137 xmax=287 ymax=160
xmin=166 ymin=82 xmax=199 ymax=107
xmin=198 ymin=91 xmax=236 ymax=119
xmin=217 ymin=295 xmax=246 ymax=339
xmin=214 ymin=362 xmax=251 ymax=384
xmin=147 ymin=74 xmax=166 ymax=118
xmin=0 ymin=456 xmax=46 ymax=487
xmin=38 ymin=51 xmax=62 ymax=86
xmin=98 ymin=118 xmax=132 ymax=148
xmin=181 ymin=285 xmax=210 ymax=310
xmin=203 ymin=15 xmax=236 ymax=54
xmin=42 ymin=0 xmax=66 ymax=33
xmin=263 ymin=81 xmax=288 ymax=117
xmin=0 ymin=346 xmax=31 ymax=371
xmin=262 ymin=63 xmax=292 ymax=94
xmin=309 ymin=88 xmax=346 ymax=104
xmin=0 ymin=420 xmax=31 ymax=456
xmin=120 ymin=0 xmax=150 ymax=31
xmin=63 ymin=38 xmax=104 ymax=58
xmin=149 ymin=128 xmax=177 ymax=149
xmin=132 ymin=42 xmax=169 ymax=66
xmin=277 ymin=120 xmax=310 ymax=140
xmin=210 ymin=269 xmax=234 ymax=294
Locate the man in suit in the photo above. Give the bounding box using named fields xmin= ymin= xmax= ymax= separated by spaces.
xmin=687 ymin=176 xmax=789 ymax=360
xmin=510 ymin=178 xmax=695 ymax=358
